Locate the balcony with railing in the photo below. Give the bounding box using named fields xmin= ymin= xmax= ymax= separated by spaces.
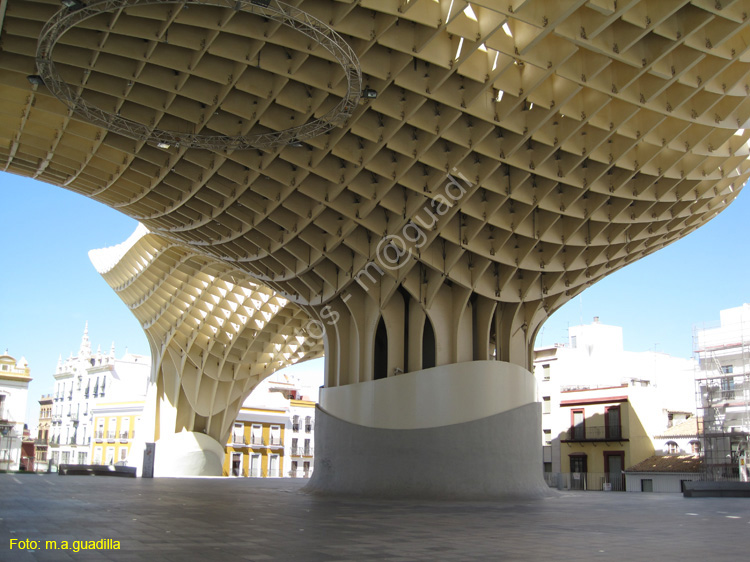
xmin=563 ymin=425 xmax=627 ymax=442
xmin=231 ymin=435 xmax=248 ymax=446
xmin=106 ymin=431 xmax=116 ymax=442
xmin=119 ymin=431 xmax=129 ymax=441
xmin=250 ymin=435 xmax=265 ymax=447
xmin=268 ymin=436 xmax=283 ymax=447
xmin=291 ymin=446 xmax=313 ymax=456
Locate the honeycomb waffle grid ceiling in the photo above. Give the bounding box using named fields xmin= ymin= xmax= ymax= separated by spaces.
xmin=2 ymin=0 xmax=750 ymax=313
xmin=89 ymin=225 xmax=324 ymax=438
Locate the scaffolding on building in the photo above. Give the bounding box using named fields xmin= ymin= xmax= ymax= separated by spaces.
xmin=694 ymin=314 xmax=750 ymax=482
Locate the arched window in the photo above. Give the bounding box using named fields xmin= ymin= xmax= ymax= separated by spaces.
xmin=373 ymin=317 xmax=388 ymax=380
xmin=689 ymin=440 xmax=701 ymax=454
xmin=666 ymin=441 xmax=679 ymax=454
xmin=422 ymin=317 xmax=436 ymax=370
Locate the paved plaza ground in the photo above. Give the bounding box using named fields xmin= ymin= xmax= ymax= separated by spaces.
xmin=1 ymin=473 xmax=748 ymax=561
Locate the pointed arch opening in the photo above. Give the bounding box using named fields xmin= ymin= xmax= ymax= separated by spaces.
xmin=373 ymin=316 xmax=388 ymax=380
xmin=422 ymin=316 xmax=436 ymax=370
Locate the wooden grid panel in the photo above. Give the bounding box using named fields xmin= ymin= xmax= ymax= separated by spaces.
xmin=89 ymin=226 xmax=323 ymax=442
xmin=1 ymin=0 xmax=749 ymax=320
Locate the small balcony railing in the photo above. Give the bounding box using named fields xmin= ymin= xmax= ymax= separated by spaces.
xmin=231 ymin=436 xmax=248 ymax=446
xmin=250 ymin=436 xmax=265 ymax=446
xmin=564 ymin=425 xmax=625 ymax=441
xmin=292 ymin=423 xmax=300 ymax=432
xmin=291 ymin=447 xmax=313 ymax=456
xmin=268 ymin=436 xmax=283 ymax=447
xmin=119 ymin=431 xmax=129 ymax=440
xmin=305 ymin=425 xmax=312 ymax=433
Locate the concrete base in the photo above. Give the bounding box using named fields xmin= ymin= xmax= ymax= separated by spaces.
xmin=58 ymin=464 xmax=137 ymax=477
xmin=305 ymin=360 xmax=551 ymax=499
xmin=683 ymin=481 xmax=750 ymax=498
xmin=153 ymin=431 xmax=224 ymax=477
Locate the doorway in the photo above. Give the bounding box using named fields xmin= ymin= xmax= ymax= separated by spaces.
xmin=569 ymin=454 xmax=587 ymax=490
xmin=604 ymin=451 xmax=625 ymax=491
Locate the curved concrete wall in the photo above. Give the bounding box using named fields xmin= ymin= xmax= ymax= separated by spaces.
xmin=305 ymin=403 xmax=551 ymax=499
xmin=319 ymin=360 xmax=536 ymax=429
xmin=307 ymin=360 xmax=550 ymax=499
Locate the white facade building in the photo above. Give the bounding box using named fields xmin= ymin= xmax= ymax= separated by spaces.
xmin=534 ymin=317 xmax=696 ymax=477
xmin=49 ymin=324 xmax=150 ymax=468
xmin=694 ymin=304 xmax=750 ymax=481
xmin=0 ymin=350 xmax=31 ymax=471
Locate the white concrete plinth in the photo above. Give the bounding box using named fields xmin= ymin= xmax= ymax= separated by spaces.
xmin=153 ymin=431 xmax=225 ymax=477
xmin=305 ymin=360 xmax=551 ymax=499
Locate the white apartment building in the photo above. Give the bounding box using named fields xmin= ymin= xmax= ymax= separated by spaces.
xmin=0 ymin=350 xmax=31 ymax=471
xmin=694 ymin=304 xmax=750 ymax=481
xmin=534 ymin=317 xmax=696 ymax=478
xmin=49 ymin=324 xmax=150 ymax=467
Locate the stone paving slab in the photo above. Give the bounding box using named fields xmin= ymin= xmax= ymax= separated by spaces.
xmin=1 ymin=474 xmax=749 ymax=561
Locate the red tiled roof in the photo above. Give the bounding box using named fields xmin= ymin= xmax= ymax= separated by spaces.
xmin=625 ymin=455 xmax=702 ymax=473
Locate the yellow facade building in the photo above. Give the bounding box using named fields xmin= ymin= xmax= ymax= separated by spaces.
xmin=224 ymin=374 xmax=318 ymax=479
xmin=90 ymin=402 xmax=143 ymax=466
xmin=224 ymin=407 xmax=287 ymax=478
xmin=0 ymin=350 xmax=32 ymax=471
xmin=558 ymin=383 xmax=659 ymax=491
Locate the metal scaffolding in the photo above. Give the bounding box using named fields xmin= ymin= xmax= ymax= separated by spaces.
xmin=694 ymin=312 xmax=750 ymax=481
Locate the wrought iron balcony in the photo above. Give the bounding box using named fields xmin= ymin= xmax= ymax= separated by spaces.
xmin=564 ymin=425 xmax=626 ymax=442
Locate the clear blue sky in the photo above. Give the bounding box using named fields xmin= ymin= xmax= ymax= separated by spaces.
xmin=1 ymin=171 xmax=748 ymax=425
